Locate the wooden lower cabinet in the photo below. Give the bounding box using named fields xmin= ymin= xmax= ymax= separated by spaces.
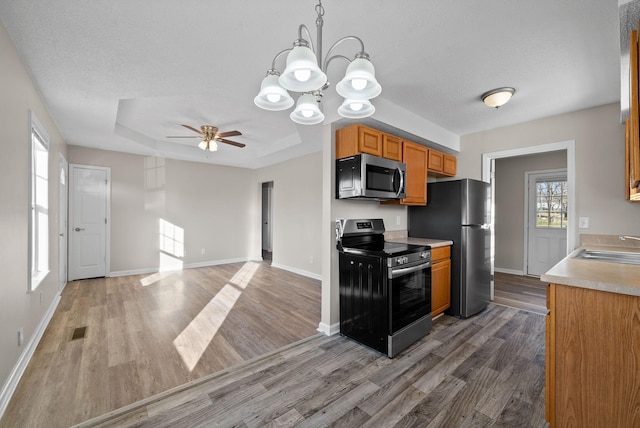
xmin=431 ymin=246 xmax=451 ymax=317
xmin=546 ymin=283 xmax=640 ymax=427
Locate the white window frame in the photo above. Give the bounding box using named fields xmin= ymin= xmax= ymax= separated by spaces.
xmin=30 ymin=112 xmax=50 ymax=291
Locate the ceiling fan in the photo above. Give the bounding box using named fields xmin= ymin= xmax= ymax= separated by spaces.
xmin=167 ymin=124 xmax=245 ymax=151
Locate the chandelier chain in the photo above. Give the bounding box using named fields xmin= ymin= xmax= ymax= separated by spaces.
xmin=315 ymin=0 xmax=324 ymax=18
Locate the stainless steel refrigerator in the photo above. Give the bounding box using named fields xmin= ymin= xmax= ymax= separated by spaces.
xmin=408 ymin=178 xmax=492 ymax=318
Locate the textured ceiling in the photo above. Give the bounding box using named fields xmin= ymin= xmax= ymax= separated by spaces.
xmin=0 ymin=0 xmax=622 ymax=168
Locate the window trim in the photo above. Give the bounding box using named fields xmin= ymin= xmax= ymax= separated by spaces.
xmin=29 ymin=111 xmax=50 ymax=291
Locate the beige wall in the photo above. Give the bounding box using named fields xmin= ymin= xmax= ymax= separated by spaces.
xmin=67 ymin=147 xmax=257 ymax=274
xmin=494 ymin=151 xmax=567 ymax=273
xmin=255 ymin=151 xmax=323 ymax=278
xmin=459 ymin=103 xmax=640 ymax=242
xmin=0 ymin=20 xmax=67 ymax=398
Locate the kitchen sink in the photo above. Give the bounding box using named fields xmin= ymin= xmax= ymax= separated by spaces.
xmin=572 ymin=249 xmax=640 ymax=265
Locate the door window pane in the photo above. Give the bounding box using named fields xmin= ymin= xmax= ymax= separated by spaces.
xmin=536 ymin=180 xmax=567 ymax=229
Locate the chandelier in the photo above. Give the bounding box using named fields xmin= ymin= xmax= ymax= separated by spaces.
xmin=254 ymin=0 xmax=382 ymax=125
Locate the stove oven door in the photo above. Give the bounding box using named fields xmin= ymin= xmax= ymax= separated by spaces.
xmin=388 ymin=260 xmax=431 ymax=335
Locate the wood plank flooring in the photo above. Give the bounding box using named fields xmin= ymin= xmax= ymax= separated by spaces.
xmin=493 ymin=272 xmax=547 ymax=315
xmin=77 ymin=304 xmax=547 ymax=427
xmin=0 ymin=261 xmax=321 ymax=428
xmin=1 ymin=265 xmax=547 ymax=427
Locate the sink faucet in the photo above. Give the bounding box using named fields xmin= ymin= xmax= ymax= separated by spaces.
xmin=619 ymin=235 xmax=640 ymax=241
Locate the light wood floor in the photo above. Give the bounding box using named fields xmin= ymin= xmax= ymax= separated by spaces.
xmin=493 ymin=272 xmax=547 ymax=315
xmin=0 ymin=261 xmax=321 ymax=428
xmin=78 ymin=303 xmax=547 ymax=427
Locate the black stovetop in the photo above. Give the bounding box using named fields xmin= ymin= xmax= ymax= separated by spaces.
xmin=338 ymin=236 xmax=428 ymax=257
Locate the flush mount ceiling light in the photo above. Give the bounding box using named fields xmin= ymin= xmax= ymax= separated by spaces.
xmin=254 ymin=0 xmax=382 ymax=125
xmin=481 ymin=87 xmax=516 ymax=109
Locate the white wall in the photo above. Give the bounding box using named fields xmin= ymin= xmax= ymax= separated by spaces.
xmin=0 ymin=19 xmax=67 ymax=410
xmin=494 ymin=151 xmax=567 ymax=272
xmin=459 ymin=103 xmax=640 ymax=239
xmin=254 ymin=151 xmax=323 ymax=279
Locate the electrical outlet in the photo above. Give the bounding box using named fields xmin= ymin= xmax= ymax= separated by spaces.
xmin=396 ymin=215 xmax=401 ymax=226
xmin=18 ymin=328 xmax=24 ymax=347
xmin=201 ymin=248 xmax=206 ymax=255
xmin=309 ymin=256 xmax=314 ymax=264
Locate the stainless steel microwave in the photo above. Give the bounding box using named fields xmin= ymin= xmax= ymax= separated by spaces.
xmin=336 ymin=154 xmax=406 ymax=200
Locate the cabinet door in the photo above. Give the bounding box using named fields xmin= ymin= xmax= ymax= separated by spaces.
xmin=382 ymin=134 xmax=402 ymax=161
xmin=427 ymin=149 xmax=444 ymax=172
xmin=443 ymin=154 xmax=457 ymax=176
xmin=358 ymin=126 xmax=383 ymax=157
xmin=335 ymin=124 xmax=383 ymax=159
xmin=431 ymin=259 xmax=451 ymax=317
xmin=401 ymin=141 xmax=428 ymax=205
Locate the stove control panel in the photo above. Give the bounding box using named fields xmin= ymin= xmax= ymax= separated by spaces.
xmin=395 ymin=256 xmax=410 ymax=265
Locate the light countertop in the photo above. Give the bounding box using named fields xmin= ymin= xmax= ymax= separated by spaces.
xmin=541 ymin=235 xmax=640 ymax=297
xmin=391 ymin=237 xmax=453 ymax=248
xmin=384 ymin=230 xmax=452 ymax=248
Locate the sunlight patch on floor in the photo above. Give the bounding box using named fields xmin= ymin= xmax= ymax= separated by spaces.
xmin=173 ymin=261 xmax=260 ymax=371
xmin=140 ymin=270 xmax=175 ymax=286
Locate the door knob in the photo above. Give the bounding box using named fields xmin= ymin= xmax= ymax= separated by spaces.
xmin=59 ymin=233 xmax=65 ymax=237
xmin=74 ymin=227 xmax=85 ymax=232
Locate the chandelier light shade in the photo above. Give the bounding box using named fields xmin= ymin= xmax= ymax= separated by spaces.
xmin=254 ymin=72 xmax=295 ymax=110
xmin=482 ymin=87 xmax=516 ymax=109
xmin=290 ymin=93 xmax=325 ymax=125
xmin=335 ymin=57 xmax=382 ymax=100
xmin=337 ymin=98 xmax=375 ymax=119
xmin=254 ymin=0 xmax=381 ymax=125
xmin=279 ymin=44 xmax=328 ymax=92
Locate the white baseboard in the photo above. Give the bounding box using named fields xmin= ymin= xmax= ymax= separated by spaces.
xmin=317 ymin=321 xmax=340 ymax=336
xmin=270 ymin=263 xmax=322 ymax=281
xmin=0 ymin=293 xmax=61 ymax=421
xmin=109 ymin=257 xmax=251 ymax=277
xmin=494 ymin=267 xmax=525 ymax=276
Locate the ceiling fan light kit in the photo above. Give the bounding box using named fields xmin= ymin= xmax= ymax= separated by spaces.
xmin=254 ymin=0 xmax=382 ymax=125
xmin=167 ymin=124 xmax=245 ymax=152
xmin=482 ymin=87 xmax=516 ymax=109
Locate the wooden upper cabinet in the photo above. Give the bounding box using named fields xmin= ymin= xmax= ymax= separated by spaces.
xmin=427 ymin=149 xmax=444 ymax=172
xmin=335 ymin=124 xmax=383 ymax=158
xmin=443 ymin=154 xmax=457 ymax=176
xmin=382 ymin=134 xmax=403 ymax=161
xmin=400 ymin=140 xmax=428 ymax=205
xmin=627 ymin=28 xmax=640 ymax=201
xmin=427 ymin=149 xmax=456 ymax=177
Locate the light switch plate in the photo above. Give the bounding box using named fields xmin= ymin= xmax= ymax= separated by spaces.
xmin=579 ymin=217 xmax=589 ymax=228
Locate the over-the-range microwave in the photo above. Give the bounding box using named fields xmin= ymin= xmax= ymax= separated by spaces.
xmin=336 ymin=153 xmax=406 ymax=200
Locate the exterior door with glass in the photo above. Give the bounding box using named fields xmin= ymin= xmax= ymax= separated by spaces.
xmin=526 ymin=170 xmax=568 ymax=276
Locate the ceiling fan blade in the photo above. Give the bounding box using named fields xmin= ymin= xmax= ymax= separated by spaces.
xmin=181 ymin=124 xmax=204 ymax=135
xmin=218 ymin=138 xmax=246 ymax=148
xmin=166 ymin=136 xmax=200 ymax=138
xmin=217 ymin=130 xmax=242 ymax=138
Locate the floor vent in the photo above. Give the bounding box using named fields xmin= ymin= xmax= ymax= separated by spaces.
xmin=71 ymin=326 xmax=87 ymax=341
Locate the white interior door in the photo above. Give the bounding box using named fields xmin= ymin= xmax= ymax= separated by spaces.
xmin=526 ymin=170 xmax=568 ymax=276
xmin=69 ymin=165 xmax=110 ymax=280
xmin=58 ymin=155 xmax=68 ymax=291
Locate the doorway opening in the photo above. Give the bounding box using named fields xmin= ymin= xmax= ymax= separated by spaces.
xmin=482 ymin=140 xmax=575 ymax=301
xmin=261 ymin=181 xmax=273 ymax=263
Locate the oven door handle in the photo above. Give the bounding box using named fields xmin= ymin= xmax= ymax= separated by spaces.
xmin=389 ymin=261 xmax=431 ymax=279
